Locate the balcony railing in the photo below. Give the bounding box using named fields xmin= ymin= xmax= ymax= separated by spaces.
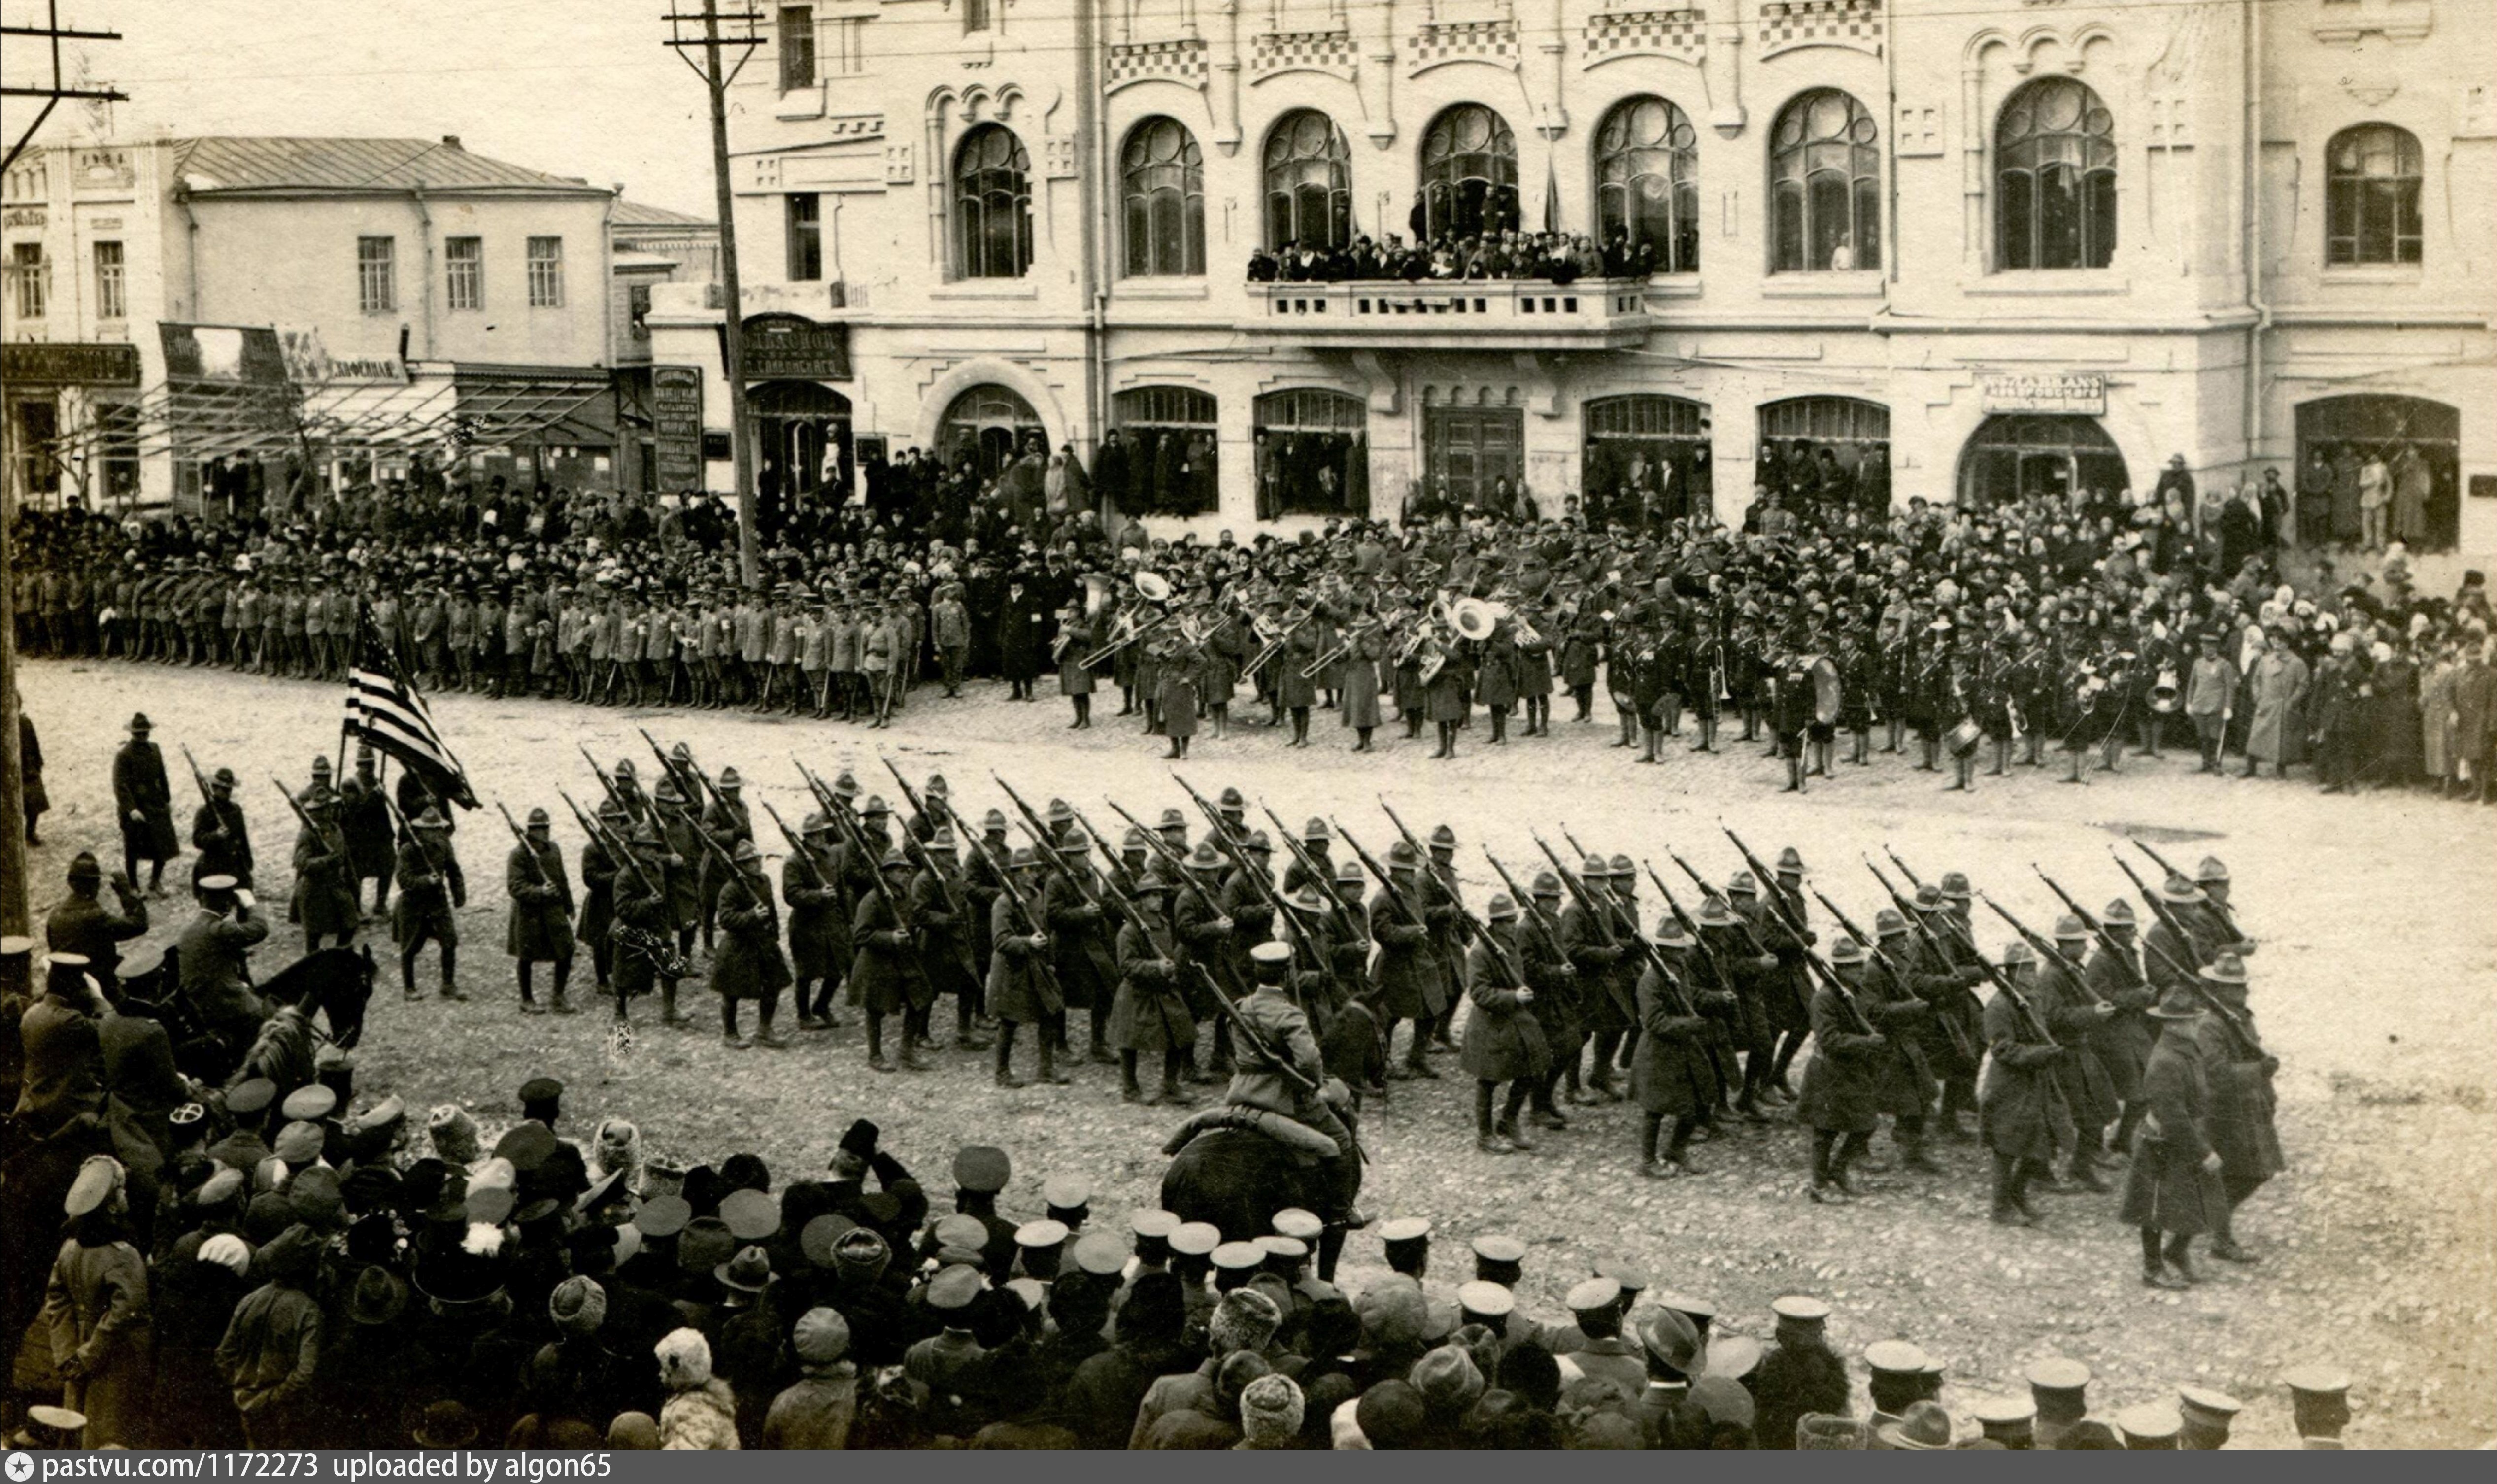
xmin=1245 ymin=279 xmax=1651 ymax=347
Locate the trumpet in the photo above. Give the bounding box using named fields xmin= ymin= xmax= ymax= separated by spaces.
xmin=1393 ymin=618 xmax=1442 ymax=668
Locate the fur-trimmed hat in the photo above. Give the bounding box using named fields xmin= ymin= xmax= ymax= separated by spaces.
xmin=655 ymin=1327 xmax=713 ymax=1391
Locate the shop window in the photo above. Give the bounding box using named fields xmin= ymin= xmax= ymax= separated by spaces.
xmin=2326 ymin=124 xmax=2422 ymax=267
xmin=1112 ymin=386 xmax=1218 ymax=515
xmin=1121 ymin=118 xmax=1205 ymax=277
xmin=1594 ymin=95 xmax=1699 ymax=275
xmin=1253 ymin=388 xmax=1367 ymax=519
xmin=1757 ymin=397 xmax=1890 ymax=515
xmin=1770 ymin=89 xmax=1880 ymax=272
xmin=953 ymin=124 xmax=1033 ymax=279
xmin=1582 ymin=394 xmax=1710 ymax=527
xmin=1262 ymin=109 xmax=1352 ymax=251
xmin=1996 ymin=77 xmax=2117 ymax=270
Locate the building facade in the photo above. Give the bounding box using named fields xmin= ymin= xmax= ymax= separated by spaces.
xmin=632 ymin=0 xmax=2485 ymax=570
xmin=1 ymin=135 xmax=706 ymax=509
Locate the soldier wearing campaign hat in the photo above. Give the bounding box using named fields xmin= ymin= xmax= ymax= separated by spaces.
xmin=505 ymin=807 xmax=577 ymax=1016
xmin=393 ymin=805 xmax=465 ymax=1002
xmin=188 ymin=764 xmax=254 ymax=891
xmin=713 ymin=839 xmax=794 ymax=1049
xmin=112 ymin=712 xmax=179 ymax=896
xmin=45 ymin=850 xmax=147 ymax=991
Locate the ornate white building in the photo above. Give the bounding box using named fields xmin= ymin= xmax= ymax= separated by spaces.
xmin=644 ymin=0 xmax=2496 ymax=563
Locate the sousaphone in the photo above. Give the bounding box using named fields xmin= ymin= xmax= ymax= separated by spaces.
xmin=1450 ymin=596 xmax=1500 ymax=643
xmin=1134 ymin=570 xmax=1174 ymax=603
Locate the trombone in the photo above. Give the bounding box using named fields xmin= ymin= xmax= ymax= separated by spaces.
xmin=1078 ymin=606 xmax=1171 ymax=669
xmin=1302 ymin=618 xmax=1380 ymax=678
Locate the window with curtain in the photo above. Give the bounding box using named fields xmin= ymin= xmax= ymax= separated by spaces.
xmin=953 ymin=123 xmax=1033 ymax=279
xmin=1121 ymin=117 xmax=1204 ymax=276
xmin=1594 ymin=95 xmax=1699 ymax=274
xmin=1262 ymin=109 xmax=1351 ymax=251
xmin=1769 ymin=88 xmax=1880 ymax=272
xmin=1995 ymin=77 xmax=2117 ymax=270
xmin=1419 ymin=104 xmax=1519 ymax=240
xmin=2325 ymin=124 xmax=2422 ymax=266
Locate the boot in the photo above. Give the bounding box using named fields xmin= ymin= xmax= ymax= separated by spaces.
xmin=660 ymin=982 xmax=684 ymax=1027
xmin=2012 ymin=1160 xmax=2047 ymax=1222
xmin=2207 ymin=1230 xmax=2259 ymax=1264
xmin=1990 ymin=1154 xmax=2031 ymax=1226
xmin=2064 ymin=1148 xmax=2110 ymax=1193
xmin=1038 ymin=1038 xmax=1072 ymax=1085
xmin=1498 ymin=1116 xmax=1535 ymax=1152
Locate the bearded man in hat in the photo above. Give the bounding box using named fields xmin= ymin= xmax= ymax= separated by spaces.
xmin=45 ymin=852 xmax=149 ymax=989
xmin=506 ymin=808 xmax=578 ymax=1016
xmin=188 ymin=766 xmax=254 ymax=891
xmin=393 ymin=806 xmax=466 ymax=1001
xmin=113 ymin=712 xmax=179 ymax=895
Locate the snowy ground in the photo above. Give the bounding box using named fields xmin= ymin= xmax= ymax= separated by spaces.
xmin=17 ymin=655 xmax=2497 ymax=1448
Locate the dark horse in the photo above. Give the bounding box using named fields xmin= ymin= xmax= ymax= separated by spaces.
xmin=129 ymin=944 xmax=377 ymax=1083
xmin=1159 ymin=1121 xmax=1361 ymax=1282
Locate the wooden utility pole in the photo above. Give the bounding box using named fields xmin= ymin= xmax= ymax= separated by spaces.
xmin=0 ymin=0 xmax=126 ymax=173
xmin=665 ymin=0 xmax=763 ymax=590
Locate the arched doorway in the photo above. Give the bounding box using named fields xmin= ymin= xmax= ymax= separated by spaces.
xmin=1957 ymin=414 xmax=2129 ymax=507
xmin=937 ymin=383 xmax=1045 ymax=485
xmin=1582 ymin=394 xmax=1711 ymax=528
xmin=2294 ymin=395 xmax=2459 ymax=551
xmin=749 ymin=380 xmax=853 ymax=508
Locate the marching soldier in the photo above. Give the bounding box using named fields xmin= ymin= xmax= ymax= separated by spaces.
xmin=2038 ymin=916 xmax=2121 ymax=1190
xmin=910 ymin=828 xmax=981 ymax=1048
xmin=393 ymin=805 xmax=466 ymax=1002
xmin=653 ymin=778 xmax=705 ymax=964
xmin=1519 ymin=871 xmax=1580 ymax=1129
xmin=1045 ymin=835 xmax=1119 ymax=1065
xmin=713 ymin=839 xmax=794 ymax=1048
xmin=695 ymin=762 xmax=755 ymax=954
xmin=188 ymin=765 xmax=254 ymax=891
xmin=1369 ymin=842 xmax=1437 ymax=1082
xmin=1632 ymin=917 xmax=1737 ymax=1178
xmin=1979 ymin=942 xmax=2069 ymax=1226
xmin=288 ymin=787 xmax=360 ymax=953
xmin=577 ymin=799 xmax=624 ymax=999
xmin=1559 ymin=855 xmax=1629 ymax=1103
xmin=338 ymin=746 xmax=394 ymax=917
xmin=2120 ymin=986 xmax=2224 ymax=1288
xmin=784 ymin=812 xmax=847 ymax=1031
xmin=1461 ymin=894 xmax=1550 ymax=1156
xmin=1798 ymin=938 xmax=1887 ymax=1203
xmin=854 ymin=845 xmax=929 ymax=1074
xmin=505 ymin=807 xmax=577 ymax=1016
xmin=113 ymin=712 xmax=179 ymax=896
xmin=1110 ymin=873 xmax=1193 ymax=1105
xmin=1173 ymin=843 xmax=1237 ymax=1077
xmin=988 ymin=846 xmax=1064 ymax=1087
xmin=2192 ymin=953 xmax=2283 ymax=1265
xmin=2084 ymin=898 xmax=2159 ymax=1155
xmin=613 ymin=825 xmax=680 ymax=1026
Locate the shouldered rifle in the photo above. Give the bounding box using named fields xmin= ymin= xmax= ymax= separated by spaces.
xmin=638 ymin=728 xmax=720 ymax=813
xmin=1337 ymin=823 xmax=1427 ymax=930
xmin=180 ymin=745 xmax=217 ymax=804
xmin=1654 ymin=867 xmax=1734 ymax=994
xmin=1484 ymin=850 xmax=1567 ymax=966
xmin=1881 ymin=848 xmax=1988 ymax=963
xmin=826 ymin=802 xmax=912 ymax=936
xmin=1172 ymin=774 xmax=1246 ymax=849
xmin=1191 ymin=961 xmax=1320 ymax=1100
xmin=557 ymin=790 xmax=688 ymax=980
xmin=758 ymin=799 xmax=828 ymax=889
xmin=1864 ymin=854 xmax=2018 ymax=1016
xmin=2109 ymin=851 xmax=2263 ymax=1052
xmin=1982 ymin=893 xmax=2107 ymax=1007
xmin=1179 ymin=783 xmax=1337 ymax=997
xmin=879 ymin=756 xmax=940 ymax=838
xmin=2033 ymin=867 xmax=2154 ymax=991
xmin=2130 ymin=838 xmax=2247 ymax=945
xmin=990 ymin=773 xmax=1066 ymax=857
xmin=558 ymin=790 xmax=662 ymax=901
xmin=1261 ymin=804 xmax=1359 ymax=939
xmin=1670 ymin=849 xmax=1775 ymax=958
xmin=273 ymin=775 xmax=342 ymax=856
xmin=657 ymin=791 xmax=742 ymax=883
xmin=790 ymin=758 xmax=848 ymax=827
xmin=1105 ymin=798 xmax=1226 ymax=920
xmin=1815 ymin=880 xmax=1974 ymax=1062
xmin=495 ymin=801 xmax=553 ymax=886
xmin=966 ymin=824 xmax=1064 ymax=1003
xmin=1534 ymin=834 xmax=1615 ymax=947
xmin=579 ymin=745 xmax=654 ymax=830
xmin=1722 ymin=825 xmax=1814 ymax=949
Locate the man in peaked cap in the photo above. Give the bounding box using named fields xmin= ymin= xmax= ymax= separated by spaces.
xmin=506 ymin=806 xmax=577 ymax=1015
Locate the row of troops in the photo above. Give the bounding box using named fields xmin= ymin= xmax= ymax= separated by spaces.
xmin=81 ymin=712 xmax=2284 ymax=1288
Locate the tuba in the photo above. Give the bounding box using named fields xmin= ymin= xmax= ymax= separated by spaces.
xmin=1451 ymin=596 xmax=1499 ymax=643
xmin=1133 ymin=570 xmax=1173 ymax=603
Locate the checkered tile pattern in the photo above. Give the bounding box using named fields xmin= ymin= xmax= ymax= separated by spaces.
xmin=1757 ymin=0 xmax=1885 ymax=60
xmin=1581 ymin=8 xmax=1705 ymax=66
xmin=1251 ymin=28 xmax=1357 ymax=78
xmin=1407 ymin=19 xmax=1519 ymax=70
xmin=1106 ymin=37 xmax=1210 ymax=90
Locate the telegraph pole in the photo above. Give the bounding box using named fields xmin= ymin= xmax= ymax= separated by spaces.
xmin=0 ymin=0 xmax=123 ymax=937
xmin=664 ymin=0 xmax=764 ymax=589
xmin=0 ymin=0 xmax=127 ymax=173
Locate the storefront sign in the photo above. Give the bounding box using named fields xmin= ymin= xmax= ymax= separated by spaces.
xmin=651 ymin=365 xmax=705 ymax=490
xmin=0 ymin=340 xmax=140 ymax=387
xmin=279 ymin=327 xmax=408 ymax=386
xmin=161 ymin=322 xmax=290 ymax=384
xmin=1 ymin=205 xmax=44 ymax=228
xmin=741 ymin=313 xmax=850 ymax=381
xmin=1980 ymin=372 xmax=2106 ymax=416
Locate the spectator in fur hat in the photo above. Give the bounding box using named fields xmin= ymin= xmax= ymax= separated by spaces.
xmin=1237 ymin=1371 xmax=1305 ymax=1450
xmin=1127 ymin=1287 xmax=1281 ymax=1448
xmin=655 ymin=1327 xmax=739 ymax=1450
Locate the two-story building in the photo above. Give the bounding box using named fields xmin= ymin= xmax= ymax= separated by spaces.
xmin=642 ymin=0 xmax=2494 ymax=566
xmin=2 ymin=134 xmax=712 ymax=509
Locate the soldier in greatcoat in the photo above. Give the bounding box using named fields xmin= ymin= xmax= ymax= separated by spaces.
xmin=505 ymin=808 xmax=577 ymax=1016
xmin=1461 ymin=895 xmax=1551 ymax=1156
xmin=113 ymin=713 xmax=179 ymax=896
xmin=711 ymin=840 xmax=793 ymax=1049
xmin=2119 ymin=987 xmax=2227 ymax=1289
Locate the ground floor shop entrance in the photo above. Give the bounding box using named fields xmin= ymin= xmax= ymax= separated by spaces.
xmin=1957 ymin=413 xmax=2129 ymax=507
xmin=937 ymin=383 xmax=1045 ymax=486
xmin=2294 ymin=394 xmax=2460 ymax=551
xmin=751 ymin=380 xmax=853 ymax=507
xmin=1581 ymin=394 xmax=1710 ymax=528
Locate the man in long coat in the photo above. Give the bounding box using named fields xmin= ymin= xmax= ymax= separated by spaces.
xmin=1977 ymin=943 xmax=2072 ymax=1226
xmin=1460 ymin=896 xmax=1550 ymax=1155
xmin=505 ymin=808 xmax=577 ymax=1016
xmin=2120 ymin=988 xmax=2226 ymax=1288
xmin=188 ymin=767 xmax=254 ymax=890
xmin=45 ymin=853 xmax=149 ymax=990
xmin=711 ymin=840 xmax=793 ymax=1049
xmin=113 ymin=713 xmax=179 ymax=895
xmin=2242 ymin=631 xmax=2309 ymax=777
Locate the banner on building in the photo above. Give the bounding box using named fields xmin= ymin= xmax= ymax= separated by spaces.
xmin=0 ymin=341 xmax=141 ymax=387
xmin=741 ymin=312 xmax=850 ymax=381
xmin=1980 ymin=372 xmax=2107 ymax=416
xmin=160 ymin=323 xmax=291 ymax=385
xmin=651 ymin=365 xmax=705 ymax=489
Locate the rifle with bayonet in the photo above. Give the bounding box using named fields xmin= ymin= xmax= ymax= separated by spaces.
xmin=1865 ymin=854 xmax=2011 ymax=1036
xmin=1176 ymin=778 xmax=1336 ymax=1001
xmin=963 ymin=819 xmax=1064 ymax=1011
xmin=1816 ymin=884 xmax=1978 ymax=1063
xmin=579 ymin=745 xmax=655 ymax=831
xmin=1531 ymin=834 xmax=1639 ymax=1025
xmin=1381 ymin=798 xmax=1474 ymax=947
xmin=558 ymin=789 xmax=690 ymax=981
xmin=2034 ymin=867 xmax=2160 ymax=993
xmin=495 ymin=801 xmax=554 ymax=888
xmin=1337 ymin=823 xmax=1427 ymax=932
xmin=1670 ymin=850 xmax=1777 ymax=959
xmin=2129 ymin=839 xmax=2247 ymax=948
xmin=272 ymin=774 xmax=343 ymax=857
xmin=1261 ymin=804 xmax=1359 ymax=939
xmin=1983 ymin=893 xmax=2107 ymax=1008
xmin=2108 ymin=851 xmax=2264 ymax=1054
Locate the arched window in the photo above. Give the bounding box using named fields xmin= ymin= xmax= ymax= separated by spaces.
xmin=2326 ymin=124 xmax=2422 ymax=267
xmin=938 ymin=383 xmax=1044 ymax=481
xmin=1996 ymin=78 xmax=2116 ymax=270
xmin=1594 ymin=95 xmax=1699 ymax=274
xmin=1419 ymin=104 xmax=1519 ymax=241
xmin=1262 ymin=110 xmax=1351 ymax=251
xmin=1581 ymin=394 xmax=1712 ymax=527
xmin=1121 ymin=117 xmax=1204 ymax=276
xmin=952 ymin=124 xmax=1032 ymax=279
xmin=1769 ymin=89 xmax=1880 ymax=272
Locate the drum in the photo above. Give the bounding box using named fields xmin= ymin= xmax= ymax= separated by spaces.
xmin=1945 ymin=719 xmax=1984 ymax=757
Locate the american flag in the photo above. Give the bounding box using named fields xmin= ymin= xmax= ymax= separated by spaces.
xmin=342 ymin=603 xmax=477 ymax=808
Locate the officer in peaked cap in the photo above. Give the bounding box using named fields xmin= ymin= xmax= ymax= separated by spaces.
xmin=1042 ymin=1174 xmax=1091 ymax=1230
xmin=2175 ymin=1385 xmax=2240 ymax=1450
xmin=945 ymin=1145 xmax=1017 ymax=1278
xmin=518 ymin=1076 xmax=564 ymax=1129
xmin=2283 ymin=1365 xmax=2351 ymax=1448
xmin=1970 ymin=1393 xmax=2037 ymax=1450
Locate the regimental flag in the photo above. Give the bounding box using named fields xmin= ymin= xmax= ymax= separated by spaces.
xmin=343 ymin=603 xmax=477 ymax=809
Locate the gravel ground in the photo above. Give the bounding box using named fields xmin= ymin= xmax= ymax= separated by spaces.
xmin=17 ymin=655 xmax=2496 ymax=1448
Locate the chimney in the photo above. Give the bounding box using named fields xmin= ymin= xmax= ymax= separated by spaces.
xmin=440 ymin=135 xmax=462 ymax=150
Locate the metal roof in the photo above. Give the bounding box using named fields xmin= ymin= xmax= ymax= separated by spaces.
xmin=169 ymin=136 xmax=608 ymax=196
xmin=612 ymin=198 xmax=712 ymax=228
